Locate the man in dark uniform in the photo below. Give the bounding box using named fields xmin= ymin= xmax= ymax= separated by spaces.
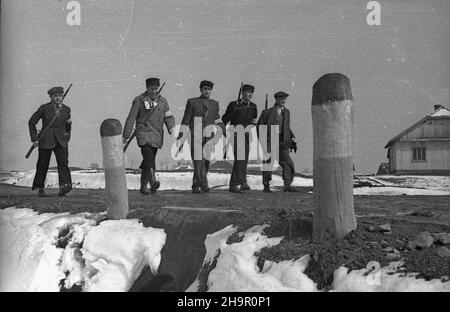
xmin=222 ymin=84 xmax=258 ymax=193
xmin=28 ymin=86 xmax=73 ymax=197
xmin=257 ymin=91 xmax=298 ymax=192
xmin=178 ymin=80 xmax=225 ymax=194
xmin=123 ymin=78 xmax=175 ymax=195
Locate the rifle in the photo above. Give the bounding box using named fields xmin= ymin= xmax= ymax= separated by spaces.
xmin=25 ymin=83 xmax=73 ymax=159
xmin=265 ymin=93 xmax=268 ymax=110
xmin=123 ymin=82 xmax=166 ymax=152
xmin=223 ymin=83 xmax=243 ymax=159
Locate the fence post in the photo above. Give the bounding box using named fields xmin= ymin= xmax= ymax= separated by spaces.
xmin=311 ymin=73 xmax=357 ymax=241
xmin=100 ymin=119 xmax=129 ymax=219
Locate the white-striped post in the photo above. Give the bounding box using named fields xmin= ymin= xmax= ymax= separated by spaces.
xmin=311 ymin=73 xmax=357 ymax=241
xmin=100 ymin=119 xmax=129 ymax=219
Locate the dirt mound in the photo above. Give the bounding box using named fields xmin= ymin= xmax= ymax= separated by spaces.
xmin=256 ymin=214 xmax=450 ymax=290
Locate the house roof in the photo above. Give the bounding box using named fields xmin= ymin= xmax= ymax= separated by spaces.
xmin=385 ymin=106 xmax=450 ymax=148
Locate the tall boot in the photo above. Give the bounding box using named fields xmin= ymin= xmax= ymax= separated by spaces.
xmin=140 ymin=169 xmax=150 ymax=195
xmin=149 ymin=168 xmax=160 ymax=194
xmin=262 ymin=171 xmax=271 ymax=193
xmin=283 ymin=183 xmax=297 ymax=192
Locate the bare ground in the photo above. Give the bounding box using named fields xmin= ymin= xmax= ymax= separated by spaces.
xmin=1 ymin=183 xmax=449 ymax=291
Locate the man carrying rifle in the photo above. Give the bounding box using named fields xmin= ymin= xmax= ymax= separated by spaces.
xmin=28 ymin=86 xmax=73 ymax=197
xmin=177 ymin=80 xmax=225 ymax=194
xmin=257 ymin=91 xmax=298 ymax=193
xmin=123 ymin=77 xmax=175 ymax=195
xmin=222 ymin=84 xmax=258 ymax=193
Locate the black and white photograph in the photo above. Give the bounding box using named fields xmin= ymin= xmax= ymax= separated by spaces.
xmin=0 ymin=0 xmax=449 ymax=297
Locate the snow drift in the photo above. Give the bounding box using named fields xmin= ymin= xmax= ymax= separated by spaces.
xmin=0 ymin=208 xmax=166 ymax=292
xmin=188 ymin=225 xmax=450 ymax=292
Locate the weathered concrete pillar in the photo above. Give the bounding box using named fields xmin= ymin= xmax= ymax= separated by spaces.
xmin=100 ymin=119 xmax=129 ymax=219
xmin=311 ymin=73 xmax=357 ymax=241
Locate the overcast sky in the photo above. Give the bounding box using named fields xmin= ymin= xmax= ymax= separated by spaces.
xmin=1 ymin=0 xmax=448 ymax=173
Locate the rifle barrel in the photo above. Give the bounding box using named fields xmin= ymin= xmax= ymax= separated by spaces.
xmin=224 ymin=83 xmax=244 ymax=159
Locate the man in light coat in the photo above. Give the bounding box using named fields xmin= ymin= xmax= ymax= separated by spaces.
xmin=123 ymin=78 xmax=175 ymax=195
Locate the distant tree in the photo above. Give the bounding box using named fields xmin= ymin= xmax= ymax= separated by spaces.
xmin=90 ymin=162 xmax=99 ymax=169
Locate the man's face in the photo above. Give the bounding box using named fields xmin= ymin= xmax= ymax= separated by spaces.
xmin=242 ymin=90 xmax=253 ymax=102
xmin=147 ymin=85 xmax=159 ymax=98
xmin=50 ymin=93 xmax=64 ymax=105
xmin=200 ymin=86 xmax=212 ymax=98
xmin=275 ymin=97 xmax=287 ymax=106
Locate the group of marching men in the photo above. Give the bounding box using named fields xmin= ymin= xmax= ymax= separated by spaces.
xmin=28 ymin=77 xmax=298 ymax=197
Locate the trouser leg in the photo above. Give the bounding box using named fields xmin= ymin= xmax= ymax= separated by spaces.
xmin=54 ymin=143 xmax=72 ymax=188
xmin=279 ymin=147 xmax=295 ymax=186
xmin=201 ymin=157 xmax=210 ymax=189
xmin=230 ymin=138 xmax=241 ymax=187
xmin=191 ymin=140 xmax=202 ymax=190
xmin=242 ymin=134 xmax=250 ymax=186
xmin=231 ymin=133 xmax=249 ymax=187
xmin=140 ymin=145 xmax=157 ymax=170
xmin=140 ymin=145 xmax=158 ymax=194
xmin=262 ymin=159 xmax=272 ymax=186
xmin=32 ymin=148 xmax=52 ymax=189
xmin=201 ymin=137 xmax=212 ymax=189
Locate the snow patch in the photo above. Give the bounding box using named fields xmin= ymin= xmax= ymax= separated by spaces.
xmin=353 ymin=186 xmax=450 ymax=196
xmin=0 ymin=208 xmax=166 ymax=292
xmin=1 ymin=170 xmax=312 ymax=191
xmin=332 ymin=265 xmax=450 ymax=292
xmin=193 ymin=225 xmax=450 ymax=292
xmin=3 ymin=170 xmax=449 ymax=195
xmin=81 ymin=220 xmax=166 ymax=292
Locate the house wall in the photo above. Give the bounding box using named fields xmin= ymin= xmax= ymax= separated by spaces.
xmin=404 ymin=118 xmax=450 ymax=139
xmin=390 ymin=141 xmax=450 ymax=173
xmin=389 ymin=118 xmax=450 ymax=174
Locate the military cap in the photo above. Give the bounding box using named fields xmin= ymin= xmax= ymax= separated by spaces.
xmin=47 ymin=86 xmax=64 ymax=96
xmin=242 ymin=84 xmax=255 ymax=93
xmin=200 ymin=80 xmax=214 ymax=89
xmin=146 ymin=77 xmax=160 ymax=87
xmin=274 ymin=91 xmax=289 ymax=99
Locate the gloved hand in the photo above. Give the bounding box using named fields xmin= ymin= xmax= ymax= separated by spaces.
xmin=290 ymin=141 xmax=298 ymax=153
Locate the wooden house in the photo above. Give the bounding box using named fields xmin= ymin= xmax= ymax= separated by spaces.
xmin=384 ymin=105 xmax=450 ymax=175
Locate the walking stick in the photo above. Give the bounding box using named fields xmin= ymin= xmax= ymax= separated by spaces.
xmin=25 ymin=83 xmax=73 ymax=159
xmin=123 ymin=82 xmax=166 ymax=152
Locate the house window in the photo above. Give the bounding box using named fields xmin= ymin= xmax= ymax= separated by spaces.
xmin=412 ymin=147 xmax=426 ymax=161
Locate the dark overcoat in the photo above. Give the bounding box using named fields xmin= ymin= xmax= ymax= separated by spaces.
xmin=28 ymin=103 xmax=71 ymax=149
xmin=180 ymin=96 xmax=223 ymax=137
xmin=257 ymin=106 xmax=295 ymax=151
xmin=222 ymin=100 xmax=258 ymax=127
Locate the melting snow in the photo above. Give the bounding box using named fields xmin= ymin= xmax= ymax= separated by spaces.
xmin=0 ymin=208 xmax=166 ymax=292
xmin=188 ymin=226 xmax=450 ymax=292
xmin=2 ymin=170 xmax=449 ymax=195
